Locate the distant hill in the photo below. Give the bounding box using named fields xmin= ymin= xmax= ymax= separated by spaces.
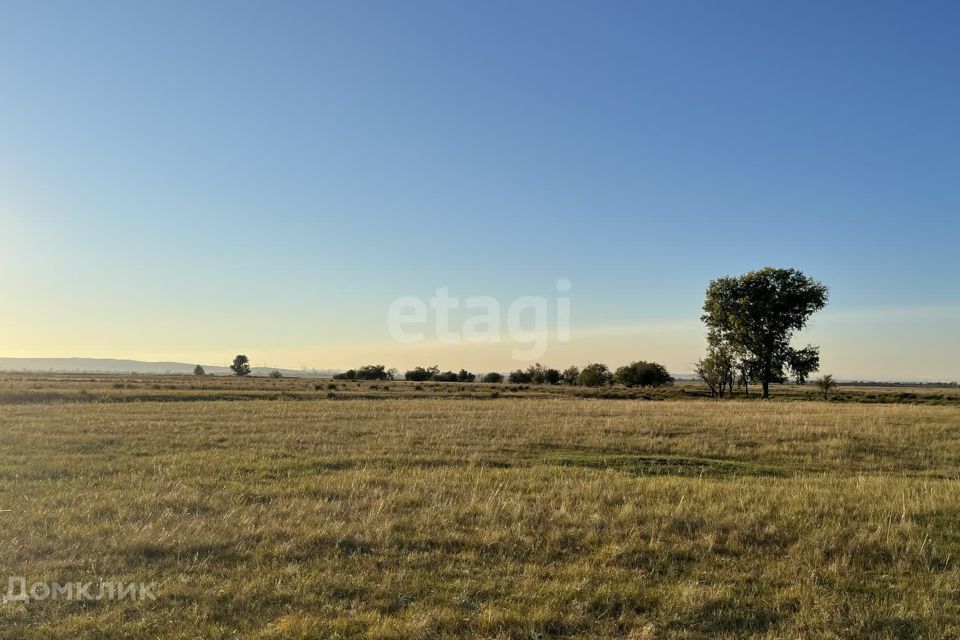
xmin=0 ymin=357 xmax=339 ymax=378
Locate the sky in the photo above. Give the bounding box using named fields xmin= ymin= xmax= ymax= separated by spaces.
xmin=1 ymin=0 xmax=958 ymax=380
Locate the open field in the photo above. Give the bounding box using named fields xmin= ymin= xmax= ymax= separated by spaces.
xmin=2 ymin=380 xmax=960 ymax=638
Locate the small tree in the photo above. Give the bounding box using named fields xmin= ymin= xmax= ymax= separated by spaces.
xmin=457 ymin=369 xmax=476 ymax=382
xmin=230 ymin=354 xmax=251 ymax=377
xmin=578 ymin=363 xmax=612 ymax=387
xmin=562 ymin=366 xmax=580 ymax=385
xmin=269 ymin=370 xmax=282 ymax=379
xmin=815 ymin=374 xmax=837 ymax=400
xmin=482 ymin=372 xmax=504 ymax=383
xmin=737 ymin=356 xmax=759 ymax=397
xmin=543 ymin=368 xmax=562 ymax=385
xmin=694 ymin=343 xmax=736 ymax=398
xmin=193 ymin=365 xmax=205 ymax=376
xmin=787 ymin=346 xmax=820 ymax=384
xmin=525 ymin=363 xmax=546 ymax=385
xmin=433 ymin=370 xmax=458 ymax=382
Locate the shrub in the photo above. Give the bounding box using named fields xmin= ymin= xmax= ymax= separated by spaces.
xmin=356 ymin=364 xmax=392 ymax=380
xmin=614 ymin=361 xmax=673 ymax=388
xmin=816 ymin=374 xmax=838 ymax=400
xmin=578 ymin=363 xmax=613 ymax=387
xmin=508 ymin=369 xmax=533 ymax=384
xmin=405 ymin=366 xmax=439 ymax=382
xmin=482 ymin=372 xmax=504 ymax=384
xmin=334 ymin=365 xmax=392 ymax=381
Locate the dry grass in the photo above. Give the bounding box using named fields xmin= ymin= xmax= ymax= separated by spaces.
xmin=1 ymin=392 xmax=959 ymax=638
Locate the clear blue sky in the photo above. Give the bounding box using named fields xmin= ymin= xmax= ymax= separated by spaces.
xmin=2 ymin=0 xmax=958 ymax=379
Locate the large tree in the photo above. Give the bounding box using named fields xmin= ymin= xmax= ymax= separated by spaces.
xmin=702 ymin=268 xmax=828 ymax=398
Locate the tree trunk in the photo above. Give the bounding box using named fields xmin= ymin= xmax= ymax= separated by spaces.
xmin=761 ymin=353 xmax=772 ymax=399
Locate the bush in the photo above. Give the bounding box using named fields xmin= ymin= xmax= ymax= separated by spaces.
xmin=578 ymin=363 xmax=613 ymax=387
xmin=433 ymin=370 xmax=458 ymax=382
xmin=544 ymin=368 xmax=562 ymax=385
xmin=816 ymin=374 xmax=838 ymax=400
xmin=482 ymin=372 xmax=504 ymax=384
xmin=334 ymin=365 xmax=392 ymax=380
xmin=614 ymin=361 xmax=673 ymax=388
xmin=356 ymin=364 xmax=392 ymax=380
xmin=508 ymin=369 xmax=533 ymax=384
xmin=268 ymin=370 xmax=282 ymax=379
xmin=456 ymin=369 xmax=476 ymax=383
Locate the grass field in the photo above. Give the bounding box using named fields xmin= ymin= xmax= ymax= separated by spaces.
xmin=2 ymin=376 xmax=959 ymax=638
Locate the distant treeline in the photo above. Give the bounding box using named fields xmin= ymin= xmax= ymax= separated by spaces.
xmin=840 ymin=381 xmax=959 ymax=388
xmin=333 ymin=362 xmax=674 ymax=388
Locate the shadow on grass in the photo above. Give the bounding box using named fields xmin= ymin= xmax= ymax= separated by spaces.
xmin=544 ymin=451 xmax=784 ymax=478
xmin=671 ymin=598 xmax=785 ymax=636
